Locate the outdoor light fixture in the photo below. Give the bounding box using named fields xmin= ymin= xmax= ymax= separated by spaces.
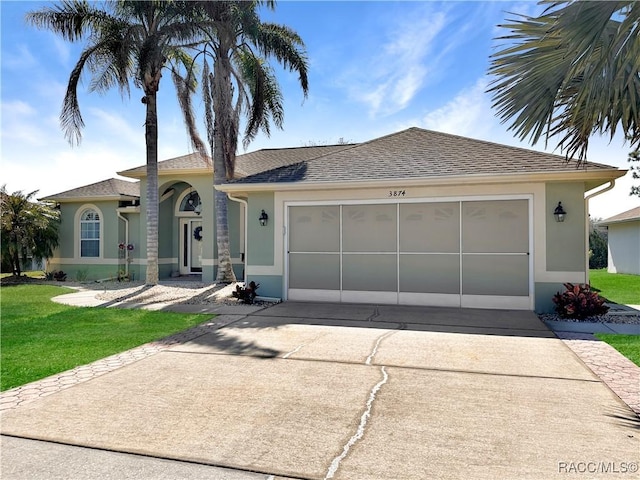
xmin=554 ymin=202 xmax=567 ymax=223
xmin=259 ymin=209 xmax=269 ymax=226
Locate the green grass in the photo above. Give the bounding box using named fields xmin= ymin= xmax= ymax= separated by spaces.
xmin=594 ymin=334 xmax=640 ymax=367
xmin=589 ymin=269 xmax=640 ymax=305
xmin=0 ymin=284 xmax=210 ymax=391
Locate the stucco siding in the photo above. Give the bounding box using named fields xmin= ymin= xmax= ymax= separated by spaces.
xmin=545 ymin=183 xmax=585 ymax=272
xmin=534 ymin=282 xmax=566 ymax=313
xmin=247 ymin=275 xmax=282 ymax=299
xmin=247 ymin=192 xmax=275 ymax=266
xmin=607 ymin=220 xmax=640 ymax=275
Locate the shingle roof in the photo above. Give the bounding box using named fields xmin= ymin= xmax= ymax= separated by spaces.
xmin=40 ymin=178 xmax=140 ymax=201
xmin=235 ymin=144 xmax=355 ymax=177
xmin=228 ymin=127 xmax=617 ymax=185
xmin=600 ymin=206 xmax=640 ymax=225
xmin=117 ymin=145 xmax=354 ymax=179
xmin=118 ymin=153 xmax=212 ymax=178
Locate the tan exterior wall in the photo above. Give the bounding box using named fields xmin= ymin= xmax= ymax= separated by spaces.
xmin=545 ymin=182 xmax=586 ymax=273
xmin=244 ymin=181 xmax=591 ymax=310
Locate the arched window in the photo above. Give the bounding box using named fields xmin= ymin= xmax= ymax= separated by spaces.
xmin=179 ymin=190 xmax=201 ymax=213
xmin=80 ymin=209 xmax=100 ymax=257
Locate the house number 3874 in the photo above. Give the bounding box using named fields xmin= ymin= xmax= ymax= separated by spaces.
xmin=388 ymin=190 xmax=406 ymax=197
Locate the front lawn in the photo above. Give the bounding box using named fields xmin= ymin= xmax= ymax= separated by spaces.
xmin=594 ymin=334 xmax=640 ymax=367
xmin=589 ymin=269 xmax=640 ymax=305
xmin=1 ymin=284 xmax=210 ymax=391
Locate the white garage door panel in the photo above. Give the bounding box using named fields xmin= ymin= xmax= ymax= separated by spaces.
xmin=287 ymin=199 xmax=531 ymax=310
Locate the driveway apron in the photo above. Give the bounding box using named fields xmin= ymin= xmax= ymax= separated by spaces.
xmin=1 ymin=302 xmax=638 ymax=480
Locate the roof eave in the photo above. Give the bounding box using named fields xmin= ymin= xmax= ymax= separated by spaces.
xmin=41 ymin=194 xmax=139 ymax=203
xmin=117 ymin=167 xmax=213 ymax=179
xmin=599 ymin=217 xmax=640 ymax=226
xmin=216 ymin=169 xmax=627 ymax=193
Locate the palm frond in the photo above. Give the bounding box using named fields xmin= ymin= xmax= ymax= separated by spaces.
xmin=488 ymin=0 xmax=640 ymax=161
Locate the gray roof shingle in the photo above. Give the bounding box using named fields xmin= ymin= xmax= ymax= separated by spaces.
xmin=41 ymin=178 xmax=140 ymax=201
xmin=228 ymin=127 xmax=617 ymax=185
xmin=118 ymin=153 xmax=212 ymax=177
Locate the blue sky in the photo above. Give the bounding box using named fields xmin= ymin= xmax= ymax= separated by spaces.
xmin=1 ymin=0 xmax=638 ymax=219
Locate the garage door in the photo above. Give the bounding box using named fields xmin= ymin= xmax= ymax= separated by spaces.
xmin=287 ymin=199 xmax=531 ymax=310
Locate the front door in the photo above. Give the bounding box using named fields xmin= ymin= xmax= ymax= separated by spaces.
xmin=180 ymin=219 xmax=203 ymax=274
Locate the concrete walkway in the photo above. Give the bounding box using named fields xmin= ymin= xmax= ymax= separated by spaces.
xmin=1 ymin=297 xmax=639 ymax=479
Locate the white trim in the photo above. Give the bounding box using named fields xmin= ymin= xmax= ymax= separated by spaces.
xmin=461 ymin=295 xmax=531 ymax=310
xmin=341 ymin=290 xmax=399 ymax=305
xmin=202 ymin=257 xmax=244 ymax=267
xmin=174 ymin=187 xmax=202 ymax=217
xmin=288 ymin=289 xmax=341 ymax=302
xmin=74 ymin=204 xmax=104 ymax=259
xmin=399 ymin=292 xmax=461 ymax=307
xmin=247 ymin=265 xmax=281 ymax=276
xmin=217 ymin=169 xmax=624 ymax=193
xmin=50 ymin=258 xmax=119 ymax=266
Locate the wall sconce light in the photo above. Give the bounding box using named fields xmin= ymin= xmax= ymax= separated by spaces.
xmin=259 ymin=209 xmax=269 ymax=226
xmin=194 ymin=204 xmax=202 ymax=215
xmin=553 ymin=201 xmax=567 ymax=222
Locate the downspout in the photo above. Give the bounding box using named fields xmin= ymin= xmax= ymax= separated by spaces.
xmin=227 ymin=193 xmax=248 ymax=283
xmin=584 ymin=180 xmax=616 ymax=283
xmin=117 ymin=210 xmax=130 ymax=277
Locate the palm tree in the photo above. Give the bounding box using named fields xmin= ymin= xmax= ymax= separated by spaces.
xmin=1 ymin=186 xmax=60 ymax=276
xmin=27 ymin=0 xmax=207 ymax=285
xmin=188 ymin=0 xmax=309 ymax=282
xmin=488 ymin=0 xmax=640 ymax=162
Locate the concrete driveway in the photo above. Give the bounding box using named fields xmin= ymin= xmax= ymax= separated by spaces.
xmin=1 ymin=302 xmax=638 ymax=479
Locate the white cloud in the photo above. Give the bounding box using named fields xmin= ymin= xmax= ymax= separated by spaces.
xmin=420 ymin=78 xmax=493 ymax=138
xmin=86 ymin=107 xmax=144 ymax=148
xmin=51 ymin=35 xmax=71 ymax=66
xmin=1 ymin=44 xmax=37 ymax=70
xmin=344 ymin=6 xmax=448 ymax=117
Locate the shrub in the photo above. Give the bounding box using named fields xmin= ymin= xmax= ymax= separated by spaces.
xmin=75 ymin=269 xmax=89 ymax=282
xmin=52 ymin=270 xmax=67 ymax=281
xmin=552 ymin=283 xmax=609 ymax=319
xmin=232 ymin=281 xmax=260 ymax=304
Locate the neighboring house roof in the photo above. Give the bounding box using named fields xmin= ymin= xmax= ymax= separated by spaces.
xmin=222 ymin=128 xmax=622 ymax=191
xmin=599 ymin=206 xmax=640 ymax=226
xmin=40 ymin=178 xmax=140 ymax=202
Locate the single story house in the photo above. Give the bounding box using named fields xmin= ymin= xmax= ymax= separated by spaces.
xmin=599 ymin=206 xmax=640 ymax=275
xmin=42 ymin=127 xmax=625 ymax=312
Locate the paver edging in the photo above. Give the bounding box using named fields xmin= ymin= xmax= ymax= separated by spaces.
xmin=0 ymin=316 xmax=241 ymax=412
xmin=554 ymin=331 xmax=640 ymax=417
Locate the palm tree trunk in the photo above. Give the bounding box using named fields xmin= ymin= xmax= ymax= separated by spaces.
xmin=144 ymin=91 xmax=159 ymax=285
xmin=214 ymin=188 xmax=236 ymax=283
xmin=212 ymin=45 xmax=237 ymax=284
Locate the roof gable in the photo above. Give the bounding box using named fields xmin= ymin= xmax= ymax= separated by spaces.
xmin=40 ymin=178 xmax=140 ymax=201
